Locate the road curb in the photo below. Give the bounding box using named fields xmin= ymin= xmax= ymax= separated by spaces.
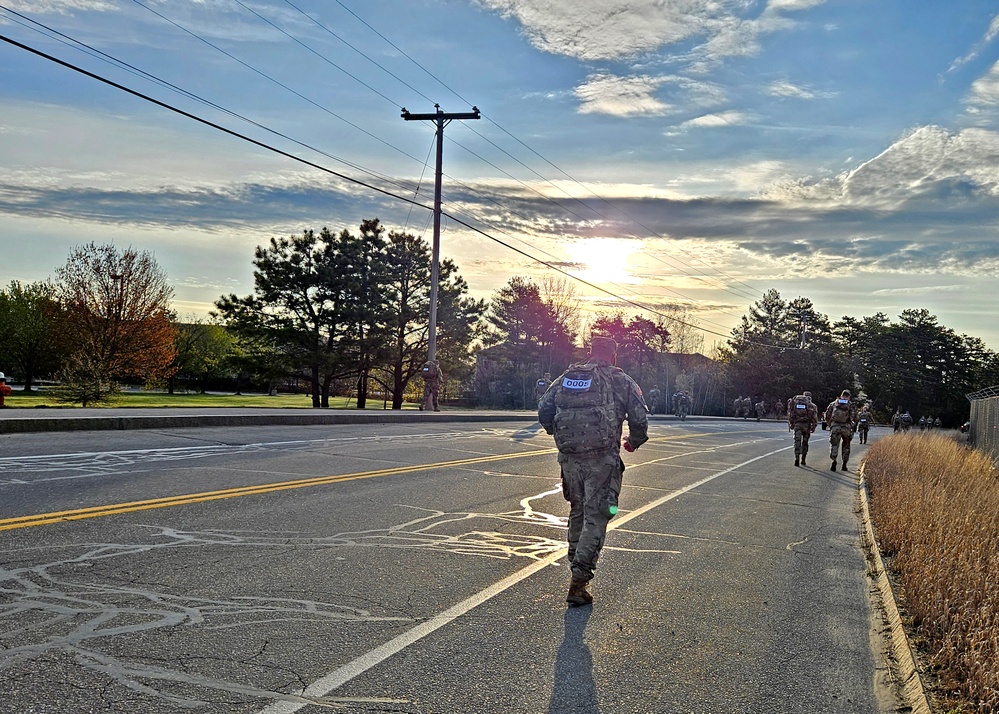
xmin=857 ymin=463 xmax=931 ymax=714
xmin=0 ymin=411 xmax=539 ymax=434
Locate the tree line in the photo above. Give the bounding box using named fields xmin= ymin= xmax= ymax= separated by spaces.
xmin=2 ymin=224 xmax=997 ymax=424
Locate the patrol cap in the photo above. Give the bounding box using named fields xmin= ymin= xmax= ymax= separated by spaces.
xmin=589 ymin=335 xmax=617 ymax=359
xmin=841 ymin=389 xmax=851 ymax=398
xmin=803 ymin=391 xmax=812 ymax=397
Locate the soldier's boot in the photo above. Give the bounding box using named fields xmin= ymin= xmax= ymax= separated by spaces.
xmin=566 ymin=577 xmax=593 ymax=607
xmin=830 ymin=459 xmax=837 ymax=472
xmin=794 ymin=456 xmax=799 ymax=467
xmin=842 ymin=460 xmax=849 ymax=471
xmin=800 ymin=454 xmax=807 ymax=466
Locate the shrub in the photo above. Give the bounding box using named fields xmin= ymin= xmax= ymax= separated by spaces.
xmin=864 ymin=433 xmax=999 ymax=712
xmin=51 ymin=352 xmax=121 ymax=407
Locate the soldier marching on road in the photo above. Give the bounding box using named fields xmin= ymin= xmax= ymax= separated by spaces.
xmin=420 ymin=359 xmax=444 ymax=412
xmin=857 ymin=406 xmax=873 ymax=444
xmin=538 ymin=336 xmax=649 ymax=608
xmin=788 ymin=391 xmax=818 ymax=467
xmin=824 ymin=389 xmax=859 ymax=472
xmin=534 ymin=372 xmax=552 ymax=404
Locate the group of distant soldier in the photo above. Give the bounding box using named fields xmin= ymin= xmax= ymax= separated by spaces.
xmin=644 ymin=384 xmax=690 ymax=419
xmin=889 ymin=410 xmax=943 ymax=432
xmin=785 ymin=389 xmax=877 ymax=471
xmin=732 ymin=395 xmax=787 ymax=421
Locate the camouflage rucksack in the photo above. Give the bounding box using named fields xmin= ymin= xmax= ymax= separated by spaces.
xmin=791 ymin=395 xmax=810 ymax=424
xmin=552 ymin=363 xmax=619 ymax=454
xmin=830 ymin=398 xmax=852 ymax=424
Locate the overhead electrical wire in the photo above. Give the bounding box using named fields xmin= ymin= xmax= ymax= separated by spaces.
xmin=126 ymin=0 xmax=426 ymax=168
xmin=219 ymin=1 xmax=762 ymax=317
xmin=123 ymin=0 xmax=760 ymax=322
xmin=0 ymin=30 xmax=779 ymax=345
xmin=315 ymin=1 xmax=765 ymax=302
xmin=0 ymin=6 xmax=423 ymax=199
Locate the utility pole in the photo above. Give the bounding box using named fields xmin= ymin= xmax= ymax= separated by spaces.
xmin=401 ymin=103 xmax=479 ymax=410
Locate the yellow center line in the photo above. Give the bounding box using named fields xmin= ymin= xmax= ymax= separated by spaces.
xmin=0 ymin=449 xmax=556 ymax=532
xmin=0 ymin=427 xmax=750 ymax=532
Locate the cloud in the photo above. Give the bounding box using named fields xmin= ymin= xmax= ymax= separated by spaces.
xmin=0 ymin=175 xmax=405 ymax=232
xmin=948 ymin=13 xmax=999 ymax=72
xmin=870 ymin=285 xmax=966 ymax=296
xmin=680 ymin=110 xmax=752 ymax=128
xmin=967 ymin=60 xmax=999 ymax=109
xmin=765 ymin=0 xmax=826 ymax=11
xmin=763 ymin=125 xmax=999 ymax=208
xmin=2 ymin=0 xmax=114 ymax=12
xmin=574 ymin=74 xmax=671 ymax=117
xmin=474 ymin=0 xmax=718 ymax=61
xmin=766 ymin=80 xmax=835 ymax=100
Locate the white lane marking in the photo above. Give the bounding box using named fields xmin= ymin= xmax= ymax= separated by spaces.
xmin=257 ymin=444 xmax=791 ymax=713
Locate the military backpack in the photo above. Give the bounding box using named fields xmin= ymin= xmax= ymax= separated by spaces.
xmin=791 ymin=395 xmax=811 ymax=424
xmin=552 ymin=363 xmax=619 ymax=454
xmin=830 ymin=398 xmax=852 ymax=424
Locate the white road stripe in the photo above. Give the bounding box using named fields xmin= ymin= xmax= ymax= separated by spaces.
xmin=257 ymin=444 xmax=791 ymax=713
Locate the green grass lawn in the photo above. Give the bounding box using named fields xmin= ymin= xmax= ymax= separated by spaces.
xmin=0 ymin=390 xmax=421 ymax=410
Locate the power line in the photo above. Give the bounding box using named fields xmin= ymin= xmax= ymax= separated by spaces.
xmin=126 ymin=0 xmax=425 ymax=167
xmin=316 ymin=1 xmax=765 ymax=305
xmin=0 ymin=31 xmax=792 ymax=349
xmin=137 ymin=0 xmax=763 ymax=313
xmin=0 ymin=5 xmax=420 ymax=197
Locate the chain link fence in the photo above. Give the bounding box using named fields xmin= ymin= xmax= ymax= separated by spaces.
xmin=966 ymin=385 xmax=999 ymax=465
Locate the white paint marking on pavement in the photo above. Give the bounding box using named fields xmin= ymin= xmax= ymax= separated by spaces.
xmin=257 ymin=444 xmax=790 ymax=713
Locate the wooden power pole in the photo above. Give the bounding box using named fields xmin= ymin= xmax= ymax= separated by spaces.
xmin=401 ymin=104 xmax=480 ymax=410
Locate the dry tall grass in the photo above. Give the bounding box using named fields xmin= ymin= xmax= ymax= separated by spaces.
xmin=864 ymin=433 xmax=999 ymax=713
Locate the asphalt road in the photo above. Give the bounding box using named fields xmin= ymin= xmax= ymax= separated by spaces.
xmin=0 ymin=418 xmax=893 ymax=713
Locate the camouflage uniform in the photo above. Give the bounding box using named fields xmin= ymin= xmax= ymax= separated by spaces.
xmin=824 ymin=390 xmax=859 ymax=471
xmin=788 ymin=392 xmax=818 ymax=466
xmin=534 ymin=373 xmax=552 ymax=404
xmin=538 ymin=337 xmax=648 ymax=606
xmin=420 ymin=360 xmax=443 ymax=411
xmin=857 ymin=408 xmax=872 ymax=444
xmin=647 ymin=386 xmax=662 ymax=414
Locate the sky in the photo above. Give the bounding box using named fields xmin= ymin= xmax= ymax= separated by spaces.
xmin=2 ymin=0 xmax=999 ymax=354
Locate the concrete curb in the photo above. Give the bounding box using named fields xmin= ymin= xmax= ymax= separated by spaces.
xmin=0 ymin=411 xmax=539 ymax=434
xmin=857 ymin=463 xmax=931 ymax=714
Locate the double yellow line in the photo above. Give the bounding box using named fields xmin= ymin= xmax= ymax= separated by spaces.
xmin=0 ymin=448 xmax=556 ymax=532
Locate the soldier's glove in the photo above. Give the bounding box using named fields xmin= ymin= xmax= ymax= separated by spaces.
xmin=622 ymin=438 xmax=635 ymax=453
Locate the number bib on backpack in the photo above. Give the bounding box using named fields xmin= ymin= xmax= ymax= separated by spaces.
xmin=552 ymin=366 xmax=619 ymax=454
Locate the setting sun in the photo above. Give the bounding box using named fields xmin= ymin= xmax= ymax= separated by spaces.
xmin=566 ymin=238 xmax=639 ymax=286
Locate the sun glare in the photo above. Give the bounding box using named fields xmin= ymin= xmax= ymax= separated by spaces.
xmin=567 ymin=238 xmax=638 ymax=285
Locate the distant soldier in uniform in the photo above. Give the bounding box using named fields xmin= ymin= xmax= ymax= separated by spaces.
xmin=934 ymin=416 xmax=942 ymax=429
xmin=420 ymin=359 xmax=443 ymax=411
xmin=857 ymin=406 xmax=872 ymax=444
xmin=754 ymin=399 xmax=765 ymax=421
xmin=538 ymin=336 xmax=649 ymax=607
xmin=788 ymin=391 xmax=818 ymax=467
xmin=918 ymin=415 xmax=927 ymax=431
xmin=901 ymin=410 xmax=913 ymax=432
xmin=891 ymin=409 xmax=901 ymax=433
xmin=673 ymin=390 xmax=690 ymax=420
xmin=824 ymin=389 xmax=859 ymax=472
xmin=535 ymin=372 xmax=552 ymax=403
xmin=648 ymin=384 xmax=662 ymax=415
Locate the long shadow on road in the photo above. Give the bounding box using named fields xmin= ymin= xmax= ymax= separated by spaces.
xmin=547 ymin=605 xmax=598 ymax=714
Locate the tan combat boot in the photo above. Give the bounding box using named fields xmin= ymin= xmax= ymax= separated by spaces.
xmin=566 ymin=577 xmax=593 ymax=607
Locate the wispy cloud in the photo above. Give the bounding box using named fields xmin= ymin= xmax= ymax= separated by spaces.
xmin=967 ymin=60 xmax=999 ymax=109
xmin=766 ymin=80 xmax=835 ymax=100
xmin=948 ymin=12 xmax=999 ymax=72
xmin=680 ymin=110 xmax=752 ymax=128
xmin=474 ymin=0 xmax=718 ymax=62
xmin=575 ymin=74 xmax=671 ymax=117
